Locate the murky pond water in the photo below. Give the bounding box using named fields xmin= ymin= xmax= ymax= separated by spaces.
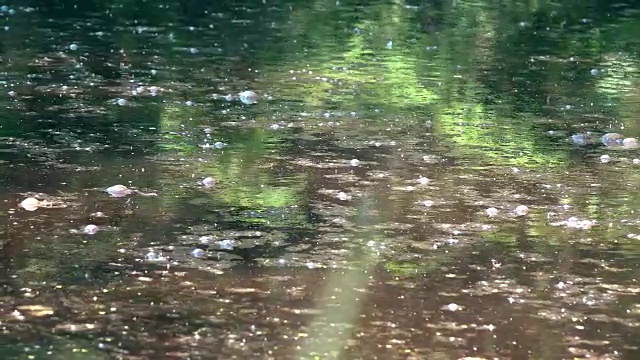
xmin=2 ymin=0 xmax=640 ymax=359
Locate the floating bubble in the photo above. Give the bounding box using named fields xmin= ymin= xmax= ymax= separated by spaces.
xmin=600 ymin=154 xmax=611 ymax=163
xmin=571 ymin=133 xmax=596 ymax=146
xmin=416 ymin=176 xmax=430 ymax=185
xmin=550 ymin=217 xmax=596 ymax=230
xmin=623 ymin=137 xmax=639 ymax=149
xmin=445 ymin=303 xmax=460 ymax=312
xmin=106 ymin=184 xmax=132 ymax=197
xmin=19 ymin=197 xmax=40 ymax=211
xmin=486 ymin=207 xmax=498 ymax=217
xmin=601 ymin=133 xmax=624 ymax=147
xmin=202 ymin=177 xmax=216 ymax=187
xmin=69 ymin=43 xmax=78 ymax=51
xmin=199 ymin=236 xmax=213 ymax=245
xmin=337 ymin=192 xmax=352 ymax=201
xmin=238 ymin=90 xmax=258 ymax=105
xmin=218 ymin=239 xmax=235 ymax=250
xmin=191 ymin=248 xmax=206 ymax=258
xmin=515 ymin=205 xmax=529 ymax=216
xmin=116 ymin=98 xmax=128 ymax=106
xmin=83 ymin=224 xmax=99 ymax=235
xmin=350 ymin=159 xmax=360 ymax=166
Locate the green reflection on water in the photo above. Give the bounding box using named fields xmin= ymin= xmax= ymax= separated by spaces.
xmin=157 ymin=103 xmax=305 ymax=212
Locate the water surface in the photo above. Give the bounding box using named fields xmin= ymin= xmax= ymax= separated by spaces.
xmin=2 ymin=0 xmax=640 ymax=359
